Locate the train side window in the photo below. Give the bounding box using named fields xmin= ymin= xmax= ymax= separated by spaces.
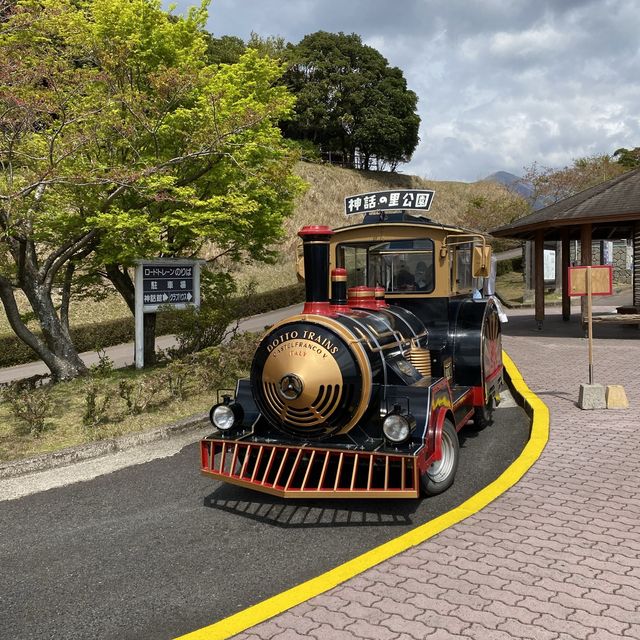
xmin=452 ymin=243 xmax=473 ymax=293
xmin=339 ymin=245 xmax=369 ymax=288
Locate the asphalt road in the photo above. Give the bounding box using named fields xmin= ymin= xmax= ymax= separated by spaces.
xmin=0 ymin=401 xmax=529 ymax=640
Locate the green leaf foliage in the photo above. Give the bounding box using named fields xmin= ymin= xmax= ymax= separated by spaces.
xmin=282 ymin=31 xmax=420 ymax=171
xmin=613 ymin=146 xmax=640 ymax=169
xmin=0 ymin=0 xmax=304 ymax=375
xmin=1 ymin=0 xmax=303 ymax=264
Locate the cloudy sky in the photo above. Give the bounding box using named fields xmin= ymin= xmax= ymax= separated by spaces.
xmin=172 ymin=0 xmax=640 ymax=182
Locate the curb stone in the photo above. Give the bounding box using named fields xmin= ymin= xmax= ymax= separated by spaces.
xmin=0 ymin=412 xmax=208 ymax=480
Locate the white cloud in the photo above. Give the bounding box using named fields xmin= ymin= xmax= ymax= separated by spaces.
xmin=168 ymin=0 xmax=640 ymax=181
xmin=488 ymin=25 xmax=568 ymax=58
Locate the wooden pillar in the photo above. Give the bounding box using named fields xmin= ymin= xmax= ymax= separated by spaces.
xmin=534 ymin=229 xmax=545 ymax=329
xmin=634 ymin=221 xmax=640 ymax=309
xmin=580 ymin=223 xmax=593 ymax=266
xmin=580 ymin=223 xmax=592 ymax=321
xmin=561 ymin=228 xmax=571 ymax=321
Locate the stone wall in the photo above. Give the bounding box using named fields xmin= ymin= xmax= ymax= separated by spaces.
xmin=569 ymin=239 xmax=632 ymax=284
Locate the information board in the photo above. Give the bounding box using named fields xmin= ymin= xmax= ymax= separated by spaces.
xmin=568 ymin=265 xmax=613 ymax=297
xmin=141 ymin=264 xmax=195 ymax=309
xmin=134 ymin=259 xmax=203 ymax=368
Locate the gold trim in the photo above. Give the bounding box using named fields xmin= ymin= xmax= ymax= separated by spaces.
xmin=408 ymin=345 xmax=432 ymax=378
xmin=264 ymin=315 xmax=372 ymax=434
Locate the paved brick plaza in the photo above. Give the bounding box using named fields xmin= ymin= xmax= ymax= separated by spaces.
xmin=235 ymin=308 xmax=640 ymax=640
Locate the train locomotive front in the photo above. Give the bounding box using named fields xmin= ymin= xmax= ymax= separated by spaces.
xmin=201 ymin=211 xmax=503 ymax=499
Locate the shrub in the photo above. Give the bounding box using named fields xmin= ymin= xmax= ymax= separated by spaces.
xmin=118 ymin=374 xmax=165 ymax=415
xmin=82 ymin=380 xmax=112 ymax=428
xmin=164 ymin=360 xmax=190 ymax=401
xmin=90 ymin=349 xmax=115 ymax=376
xmin=187 ymin=332 xmax=260 ymax=391
xmin=165 ymin=271 xmax=242 ymax=356
xmin=235 ymin=283 xmax=305 ymax=318
xmin=4 ymin=385 xmax=52 ymax=436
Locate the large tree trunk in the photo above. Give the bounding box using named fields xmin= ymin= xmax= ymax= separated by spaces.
xmin=0 ymin=275 xmax=88 ymax=381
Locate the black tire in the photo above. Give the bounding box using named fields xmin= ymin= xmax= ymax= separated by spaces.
xmin=421 ymin=419 xmax=459 ymax=496
xmin=471 ymin=396 xmax=494 ymax=431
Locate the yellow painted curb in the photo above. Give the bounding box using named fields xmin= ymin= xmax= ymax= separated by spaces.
xmin=176 ymin=350 xmax=549 ymax=640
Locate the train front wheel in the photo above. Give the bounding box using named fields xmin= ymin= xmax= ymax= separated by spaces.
xmin=421 ymin=419 xmax=459 ymax=496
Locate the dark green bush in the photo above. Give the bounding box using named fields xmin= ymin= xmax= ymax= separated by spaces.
xmin=496 ymin=256 xmax=524 ymax=277
xmin=0 ymin=317 xmax=138 ymax=368
xmin=235 ymin=283 xmax=305 ymax=318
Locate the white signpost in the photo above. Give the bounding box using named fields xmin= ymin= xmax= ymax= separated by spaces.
xmin=134 ymin=259 xmax=204 ymax=369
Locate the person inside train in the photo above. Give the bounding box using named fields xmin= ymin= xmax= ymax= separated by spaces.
xmin=414 ymin=260 xmax=433 ymax=291
xmin=396 ymin=262 xmax=415 ymax=290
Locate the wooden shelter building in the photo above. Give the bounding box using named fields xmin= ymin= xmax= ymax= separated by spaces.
xmin=492 ymin=167 xmax=640 ymax=327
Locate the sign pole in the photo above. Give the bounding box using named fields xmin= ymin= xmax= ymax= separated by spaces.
xmin=194 ymin=263 xmax=201 ymax=308
xmin=587 ymin=266 xmax=593 ymax=384
xmin=135 ymin=264 xmax=144 ymax=370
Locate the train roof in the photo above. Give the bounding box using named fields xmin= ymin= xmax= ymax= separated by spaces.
xmin=333 ymin=211 xmax=483 ymax=237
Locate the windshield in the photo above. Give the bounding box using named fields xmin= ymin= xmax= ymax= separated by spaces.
xmin=337 ymin=239 xmax=435 ymax=294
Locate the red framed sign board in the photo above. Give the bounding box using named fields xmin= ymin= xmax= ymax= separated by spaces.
xmin=567 ymin=265 xmax=613 ymax=297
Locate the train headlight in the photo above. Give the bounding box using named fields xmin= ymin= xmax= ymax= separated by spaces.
xmin=382 ymin=409 xmax=416 ymax=444
xmin=210 ymin=400 xmax=243 ymax=431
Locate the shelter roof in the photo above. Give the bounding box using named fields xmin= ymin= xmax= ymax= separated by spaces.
xmin=492 ymin=167 xmax=640 ymax=239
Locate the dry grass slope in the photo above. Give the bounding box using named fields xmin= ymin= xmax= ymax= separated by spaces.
xmin=236 ymin=161 xmax=521 ymax=291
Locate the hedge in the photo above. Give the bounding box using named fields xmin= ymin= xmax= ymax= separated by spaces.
xmin=0 ymin=283 xmax=306 ymax=369
xmin=496 ymin=255 xmax=523 ymax=277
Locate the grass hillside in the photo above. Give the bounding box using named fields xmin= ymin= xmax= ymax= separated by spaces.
xmin=235 ymin=161 xmax=522 ymax=291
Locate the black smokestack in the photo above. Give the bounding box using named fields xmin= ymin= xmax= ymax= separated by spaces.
xmin=298 ymin=225 xmax=334 ymax=315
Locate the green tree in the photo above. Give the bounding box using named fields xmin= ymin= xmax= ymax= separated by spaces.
xmin=283 ymin=31 xmax=420 ymax=171
xmin=203 ymin=33 xmax=246 ymax=65
xmin=613 ymin=146 xmax=640 ymax=168
xmin=0 ymin=0 xmax=302 ymax=379
xmin=247 ymin=32 xmax=288 ymax=61
xmin=202 ymin=32 xmax=288 ymax=68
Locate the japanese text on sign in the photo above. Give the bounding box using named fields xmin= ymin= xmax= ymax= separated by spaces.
xmin=344 ymin=189 xmax=435 ymax=216
xmin=141 ymin=264 xmax=195 ymax=309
